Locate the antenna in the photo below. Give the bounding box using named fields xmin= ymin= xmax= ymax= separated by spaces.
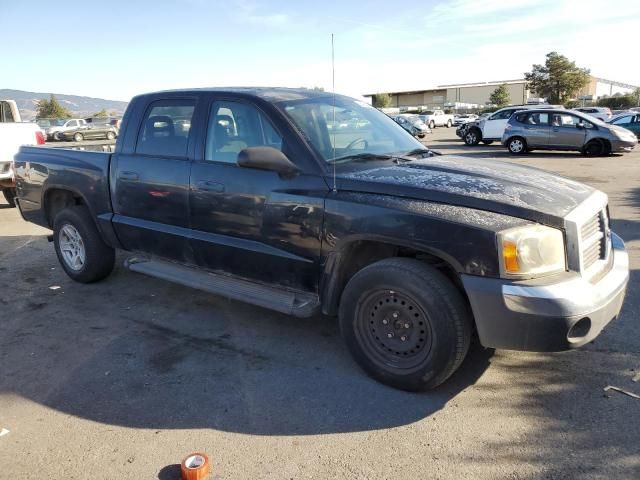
xmin=331 ymin=33 xmax=337 ymax=193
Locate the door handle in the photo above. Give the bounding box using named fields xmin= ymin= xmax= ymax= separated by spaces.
xmin=119 ymin=171 xmax=139 ymax=181
xmin=196 ymin=180 xmax=225 ymax=192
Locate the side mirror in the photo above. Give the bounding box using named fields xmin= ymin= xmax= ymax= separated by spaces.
xmin=576 ymin=122 xmax=585 ymax=129
xmin=237 ymin=147 xmax=299 ymax=177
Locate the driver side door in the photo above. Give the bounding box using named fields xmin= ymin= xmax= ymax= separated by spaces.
xmin=189 ymin=97 xmax=327 ymax=292
xmin=483 ymin=109 xmax=514 ymax=139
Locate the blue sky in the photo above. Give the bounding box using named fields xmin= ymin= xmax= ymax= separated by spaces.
xmin=2 ymin=0 xmax=639 ymax=102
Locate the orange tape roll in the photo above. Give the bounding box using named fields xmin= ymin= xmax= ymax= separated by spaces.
xmin=181 ymin=452 xmax=210 ymax=480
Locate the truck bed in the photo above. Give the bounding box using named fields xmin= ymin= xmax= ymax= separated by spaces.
xmin=14 ymin=146 xmax=113 ymax=228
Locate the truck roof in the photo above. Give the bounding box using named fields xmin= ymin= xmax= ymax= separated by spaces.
xmin=140 ymin=87 xmax=335 ymax=103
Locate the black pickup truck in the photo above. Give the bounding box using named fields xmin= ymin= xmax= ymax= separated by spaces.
xmin=14 ymin=88 xmax=629 ymax=391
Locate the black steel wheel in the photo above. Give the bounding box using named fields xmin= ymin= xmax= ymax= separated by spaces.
xmin=583 ymin=139 xmax=604 ymax=157
xmin=339 ymin=258 xmax=472 ymax=391
xmin=355 ymin=289 xmax=433 ymax=371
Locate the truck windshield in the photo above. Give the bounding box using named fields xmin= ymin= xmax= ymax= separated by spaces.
xmin=278 ymin=96 xmax=423 ymax=162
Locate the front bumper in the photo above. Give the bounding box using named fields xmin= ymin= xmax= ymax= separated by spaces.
xmin=610 ymin=138 xmax=637 ymax=153
xmin=461 ymin=232 xmax=629 ymax=352
xmin=0 ymin=161 xmax=15 ymax=187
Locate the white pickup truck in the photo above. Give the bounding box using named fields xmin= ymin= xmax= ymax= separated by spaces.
xmin=420 ymin=109 xmax=455 ymax=129
xmin=0 ymin=100 xmax=45 ymax=207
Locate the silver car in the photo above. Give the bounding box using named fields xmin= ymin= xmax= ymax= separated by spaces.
xmin=502 ymin=109 xmax=638 ymax=156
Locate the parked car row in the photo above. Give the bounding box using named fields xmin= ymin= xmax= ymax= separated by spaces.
xmin=36 ymin=117 xmax=120 ymax=142
xmin=455 ymin=104 xmax=638 ymax=156
xmin=392 ymin=114 xmax=431 ymax=138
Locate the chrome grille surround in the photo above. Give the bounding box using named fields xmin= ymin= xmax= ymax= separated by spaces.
xmin=564 ymin=191 xmax=612 ymax=279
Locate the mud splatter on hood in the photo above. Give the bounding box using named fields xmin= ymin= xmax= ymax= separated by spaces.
xmin=335 ymin=156 xmax=596 ymax=226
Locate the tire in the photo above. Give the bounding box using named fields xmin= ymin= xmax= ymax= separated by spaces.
xmin=73 ymin=132 xmax=84 ymax=142
xmin=582 ymin=139 xmax=604 ymax=157
xmin=53 ymin=132 xmax=62 ymax=141
xmin=2 ymin=188 xmax=17 ymax=208
xmin=507 ymin=136 xmax=527 ymax=155
xmin=52 ymin=206 xmax=115 ymax=283
xmin=464 ymin=128 xmax=481 ymax=146
xmin=482 ymin=140 xmax=493 ymax=145
xmin=429 ymin=121 xmax=435 ymax=129
xmin=339 ymin=258 xmax=472 ymax=391
xmin=106 ymin=131 xmax=116 ymax=140
xmin=446 ymin=120 xmax=452 ymax=128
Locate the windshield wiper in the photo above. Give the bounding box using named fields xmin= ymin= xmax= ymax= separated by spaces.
xmin=402 ymin=148 xmax=432 ymax=157
xmin=328 ymin=152 xmax=394 ymax=164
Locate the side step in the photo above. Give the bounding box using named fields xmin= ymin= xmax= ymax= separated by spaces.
xmin=124 ymin=257 xmax=320 ymax=318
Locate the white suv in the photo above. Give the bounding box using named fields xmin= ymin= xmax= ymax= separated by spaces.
xmin=463 ymin=104 xmax=562 ymax=146
xmin=571 ymin=107 xmax=612 ymax=122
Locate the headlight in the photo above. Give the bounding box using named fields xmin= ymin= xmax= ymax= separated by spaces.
xmin=497 ymin=225 xmax=566 ymax=278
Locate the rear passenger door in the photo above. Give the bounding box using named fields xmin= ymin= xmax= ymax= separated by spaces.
xmin=520 ymin=112 xmax=550 ymax=147
xmin=188 ymin=97 xmax=326 ymax=292
xmin=110 ymin=98 xmax=197 ymax=262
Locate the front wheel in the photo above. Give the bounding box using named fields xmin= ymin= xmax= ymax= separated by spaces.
xmin=446 ymin=120 xmax=452 ymax=128
xmin=2 ymin=188 xmax=17 ymax=208
xmin=464 ymin=129 xmax=481 ymax=146
xmin=339 ymin=258 xmax=472 ymax=391
xmin=53 ymin=132 xmax=62 ymax=141
xmin=53 ymin=206 xmax=115 ymax=283
xmin=582 ymin=139 xmax=604 ymax=157
xmin=429 ymin=121 xmax=435 ymax=129
xmin=73 ymin=132 xmax=84 ymax=142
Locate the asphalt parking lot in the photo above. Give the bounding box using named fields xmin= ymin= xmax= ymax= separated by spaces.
xmin=1 ymin=127 xmax=639 ymax=479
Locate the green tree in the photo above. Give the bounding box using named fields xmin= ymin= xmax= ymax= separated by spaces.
xmin=489 ymin=83 xmax=511 ymax=107
xmin=372 ymin=92 xmax=392 ymax=108
xmin=524 ymin=52 xmax=590 ymax=104
xmin=631 ymin=87 xmax=640 ymax=107
xmin=93 ymin=109 xmax=109 ymax=117
xmin=597 ymin=94 xmax=635 ymax=109
xmin=35 ymin=94 xmax=72 ymax=119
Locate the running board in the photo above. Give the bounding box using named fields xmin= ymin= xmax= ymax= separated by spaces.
xmin=124 ymin=257 xmax=320 ymax=318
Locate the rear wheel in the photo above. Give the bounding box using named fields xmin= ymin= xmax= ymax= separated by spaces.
xmin=464 ymin=129 xmax=481 ymax=146
xmin=339 ymin=258 xmax=472 ymax=391
xmin=2 ymin=188 xmax=17 ymax=208
xmin=446 ymin=119 xmax=452 ymax=128
xmin=53 ymin=206 xmax=115 ymax=283
xmin=106 ymin=131 xmax=116 ymax=140
xmin=73 ymin=132 xmax=84 ymax=142
xmin=507 ymin=136 xmax=527 ymax=154
xmin=583 ymin=139 xmax=604 ymax=157
xmin=429 ymin=121 xmax=435 ymax=129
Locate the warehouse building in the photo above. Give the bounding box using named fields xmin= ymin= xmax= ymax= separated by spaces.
xmin=365 ymin=76 xmax=638 ymax=111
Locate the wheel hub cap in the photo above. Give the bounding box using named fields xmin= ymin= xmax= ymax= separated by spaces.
xmin=357 ymin=290 xmax=432 ymax=369
xmin=59 ymin=225 xmax=86 ymax=271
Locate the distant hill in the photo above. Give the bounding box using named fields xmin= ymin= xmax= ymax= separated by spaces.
xmin=0 ymin=89 xmax=129 ymax=120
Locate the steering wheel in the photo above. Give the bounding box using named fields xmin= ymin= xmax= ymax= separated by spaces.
xmin=344 ymin=137 xmax=368 ymax=150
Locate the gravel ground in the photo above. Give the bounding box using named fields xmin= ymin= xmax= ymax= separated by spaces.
xmin=1 ymin=128 xmax=639 ymax=479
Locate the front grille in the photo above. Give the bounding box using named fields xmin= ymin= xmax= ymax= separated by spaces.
xmin=580 ymin=211 xmax=607 ymax=270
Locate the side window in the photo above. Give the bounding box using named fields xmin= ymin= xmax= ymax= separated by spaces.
xmin=136 ymin=99 xmax=195 ymax=157
xmin=492 ymin=109 xmax=513 ymax=120
xmin=613 ymin=115 xmax=632 ymax=125
xmin=205 ymin=101 xmax=283 ymax=163
xmin=551 ymin=114 xmax=580 ymax=127
xmin=67 ymin=120 xmax=77 ymax=128
xmin=0 ymin=101 xmax=15 ymax=122
xmin=524 ymin=113 xmax=549 ymax=125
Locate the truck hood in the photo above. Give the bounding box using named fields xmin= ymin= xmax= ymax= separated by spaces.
xmin=335 ymin=156 xmax=595 ymax=227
